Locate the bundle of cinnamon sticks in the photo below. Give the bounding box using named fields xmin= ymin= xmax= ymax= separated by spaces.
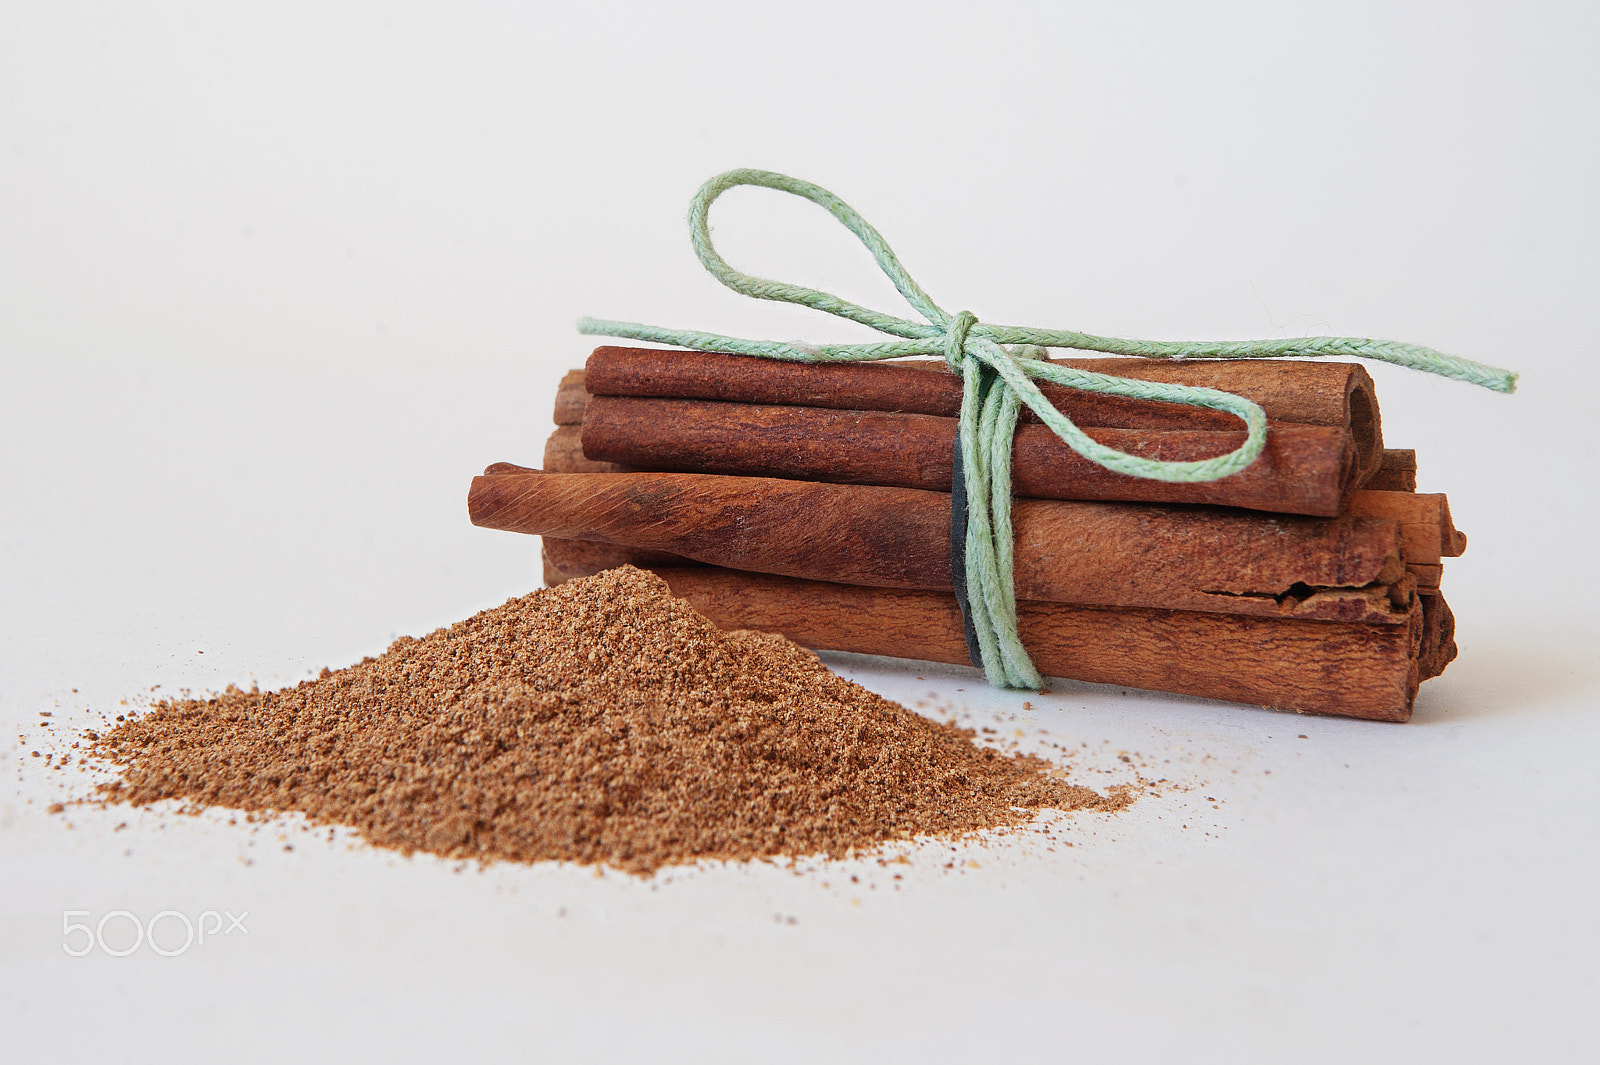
xmin=469 ymin=346 xmax=1467 ymax=721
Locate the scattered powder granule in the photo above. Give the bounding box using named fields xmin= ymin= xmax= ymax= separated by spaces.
xmin=88 ymin=567 xmax=1125 ymax=874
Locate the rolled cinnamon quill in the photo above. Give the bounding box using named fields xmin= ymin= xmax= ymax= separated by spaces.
xmin=580 ymin=347 xmax=1386 ymax=480
xmin=1367 ymin=449 xmax=1418 ymax=492
xmin=645 ymin=566 xmax=1451 ymax=722
xmin=1346 ymin=491 xmax=1466 ymax=563
xmin=535 ymin=427 xmax=1459 ymax=588
xmin=579 ymin=395 xmax=1360 ymax=516
xmin=553 ymin=369 xmax=589 ymax=427
xmin=469 ymin=470 xmax=1415 ymax=625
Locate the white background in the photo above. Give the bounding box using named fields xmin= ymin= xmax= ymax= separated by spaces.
xmin=3 ymin=2 xmax=1597 ymax=1061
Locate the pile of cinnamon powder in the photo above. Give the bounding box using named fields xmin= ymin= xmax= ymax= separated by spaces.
xmin=89 ymin=567 xmax=1121 ymax=873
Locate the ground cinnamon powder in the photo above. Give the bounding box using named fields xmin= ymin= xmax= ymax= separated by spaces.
xmin=90 ymin=567 xmax=1120 ymax=873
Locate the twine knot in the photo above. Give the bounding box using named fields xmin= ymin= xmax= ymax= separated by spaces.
xmin=942 ymin=310 xmax=979 ymax=372
xmin=578 ymin=168 xmax=1516 ymax=691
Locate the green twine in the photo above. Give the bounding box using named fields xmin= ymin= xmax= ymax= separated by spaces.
xmin=578 ymin=168 xmax=1517 ymax=691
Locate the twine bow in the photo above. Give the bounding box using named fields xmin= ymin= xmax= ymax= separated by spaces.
xmin=579 ymin=168 xmax=1516 ymax=690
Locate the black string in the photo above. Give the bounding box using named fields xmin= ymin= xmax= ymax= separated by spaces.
xmin=949 ymin=363 xmax=998 ymax=670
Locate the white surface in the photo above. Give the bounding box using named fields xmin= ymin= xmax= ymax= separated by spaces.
xmin=3 ymin=2 xmax=1598 ymax=1061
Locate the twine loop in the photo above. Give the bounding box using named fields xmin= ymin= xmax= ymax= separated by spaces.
xmin=579 ymin=168 xmax=1516 ymax=690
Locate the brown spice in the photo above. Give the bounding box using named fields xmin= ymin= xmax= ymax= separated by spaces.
xmin=89 ymin=568 xmax=1121 ymax=873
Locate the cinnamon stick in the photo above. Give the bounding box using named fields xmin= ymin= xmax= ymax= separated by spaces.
xmin=1346 ymin=491 xmax=1466 ymax=563
xmin=1416 ymin=590 xmax=1458 ymax=681
xmin=540 ymin=537 xmax=697 ymax=586
xmin=553 ymin=369 xmax=588 ymax=426
xmin=538 ymin=535 xmax=1455 ymax=601
xmin=543 ymin=424 xmax=629 ymax=475
xmin=1367 ymin=449 xmax=1418 ymax=492
xmin=470 ymin=470 xmax=1413 ymax=624
xmin=644 ymin=566 xmax=1433 ymax=722
xmin=580 ymin=395 xmax=1360 ymax=516
xmin=581 ymin=347 xmax=1386 ymax=480
xmin=536 ymin=431 xmax=1454 ymax=588
xmin=527 ymin=437 xmax=697 ymax=580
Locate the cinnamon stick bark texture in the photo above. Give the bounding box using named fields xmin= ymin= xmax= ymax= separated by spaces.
xmin=543 ymin=425 xmax=629 ymax=475
xmin=1368 ymin=449 xmax=1418 ymax=492
xmin=538 ymin=428 xmax=1454 ymax=588
xmin=580 ymin=396 xmax=1360 ymax=517
xmin=1417 ymin=590 xmax=1458 ymax=682
xmin=553 ymin=369 xmax=588 ymax=426
xmin=1407 ymin=563 xmax=1442 ymax=590
xmin=540 ymin=538 xmax=698 ymax=586
xmin=469 ymin=470 xmax=1413 ymax=624
xmin=582 ymin=347 xmax=1386 ymax=479
xmin=532 ymin=434 xmax=669 ymax=582
xmin=539 ymin=531 xmax=1445 ymax=591
xmin=648 ymin=567 xmax=1428 ymax=722
xmin=1347 ymin=491 xmax=1466 ymax=563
